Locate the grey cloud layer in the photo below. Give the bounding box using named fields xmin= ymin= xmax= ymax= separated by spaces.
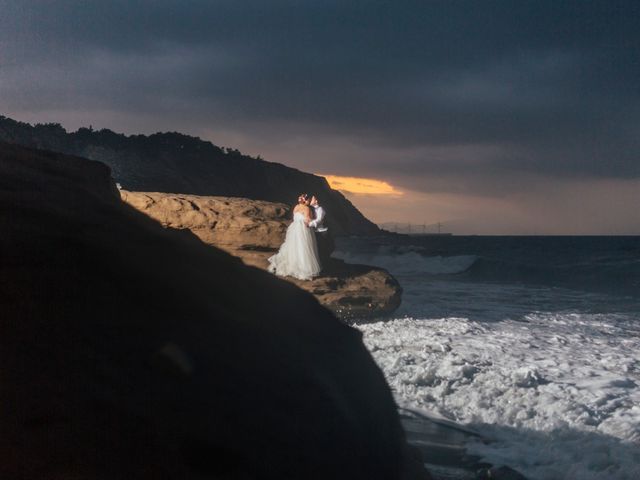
xmin=2 ymin=0 xmax=639 ymax=191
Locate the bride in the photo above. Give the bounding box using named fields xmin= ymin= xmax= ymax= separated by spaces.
xmin=268 ymin=193 xmax=321 ymax=280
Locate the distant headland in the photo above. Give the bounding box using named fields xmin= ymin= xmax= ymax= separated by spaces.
xmin=0 ymin=115 xmax=379 ymax=236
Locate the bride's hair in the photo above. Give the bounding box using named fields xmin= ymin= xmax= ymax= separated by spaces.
xmin=297 ymin=193 xmax=309 ymax=204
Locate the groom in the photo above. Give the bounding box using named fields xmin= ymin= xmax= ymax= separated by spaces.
xmin=309 ymin=195 xmax=334 ymax=264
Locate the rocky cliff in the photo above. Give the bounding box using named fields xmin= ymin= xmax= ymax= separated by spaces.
xmin=0 ymin=141 xmax=428 ymax=479
xmin=0 ymin=115 xmax=379 ymax=236
xmin=121 ymin=190 xmax=402 ymax=320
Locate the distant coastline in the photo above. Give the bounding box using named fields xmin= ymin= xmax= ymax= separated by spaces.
xmin=379 ymin=221 xmax=452 ymax=236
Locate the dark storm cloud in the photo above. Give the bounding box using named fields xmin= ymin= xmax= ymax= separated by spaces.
xmin=2 ymin=0 xmax=639 ymax=190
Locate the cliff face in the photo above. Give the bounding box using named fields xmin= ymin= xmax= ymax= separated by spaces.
xmin=121 ymin=190 xmax=402 ymax=319
xmin=0 ymin=141 xmax=422 ymax=478
xmin=0 ymin=115 xmax=379 ymax=236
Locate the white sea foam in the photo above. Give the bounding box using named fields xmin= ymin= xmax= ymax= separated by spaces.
xmin=357 ymin=314 xmax=640 ymax=479
xmin=334 ymin=250 xmax=477 ymax=275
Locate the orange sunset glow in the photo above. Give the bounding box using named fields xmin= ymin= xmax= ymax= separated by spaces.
xmin=320 ymin=174 xmax=403 ymax=196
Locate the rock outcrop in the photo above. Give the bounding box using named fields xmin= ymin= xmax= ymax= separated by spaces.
xmin=0 ymin=141 xmax=426 ymax=479
xmin=0 ymin=115 xmax=379 ymax=236
xmin=121 ymin=190 xmax=402 ymax=319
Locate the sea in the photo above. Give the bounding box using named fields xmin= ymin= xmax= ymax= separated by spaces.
xmin=334 ymin=235 xmax=640 ymax=480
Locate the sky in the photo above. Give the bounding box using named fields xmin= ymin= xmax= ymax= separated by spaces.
xmin=1 ymin=0 xmax=639 ymax=234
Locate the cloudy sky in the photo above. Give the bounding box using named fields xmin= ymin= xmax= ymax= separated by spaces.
xmin=2 ymin=0 xmax=639 ymax=233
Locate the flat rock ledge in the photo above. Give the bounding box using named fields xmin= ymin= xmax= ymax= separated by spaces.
xmin=121 ymin=190 xmax=402 ymax=320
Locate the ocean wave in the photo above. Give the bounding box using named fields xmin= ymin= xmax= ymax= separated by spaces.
xmin=335 ymin=236 xmax=640 ymax=296
xmin=357 ymin=314 xmax=640 ymax=479
xmin=333 ymin=250 xmax=478 ymax=275
xmin=336 ymin=246 xmax=639 ymax=296
xmin=463 ymin=256 xmax=640 ymax=296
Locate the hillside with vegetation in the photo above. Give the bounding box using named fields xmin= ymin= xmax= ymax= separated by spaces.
xmin=0 ymin=115 xmax=379 ymax=235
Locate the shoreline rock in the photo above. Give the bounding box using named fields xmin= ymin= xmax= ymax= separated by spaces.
xmin=121 ymin=190 xmax=402 ymax=319
xmin=0 ymin=140 xmax=426 ymax=479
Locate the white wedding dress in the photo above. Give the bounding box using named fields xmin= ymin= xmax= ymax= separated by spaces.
xmin=268 ymin=212 xmax=321 ymax=280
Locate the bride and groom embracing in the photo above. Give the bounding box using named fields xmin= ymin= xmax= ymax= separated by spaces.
xmin=268 ymin=193 xmax=333 ymax=281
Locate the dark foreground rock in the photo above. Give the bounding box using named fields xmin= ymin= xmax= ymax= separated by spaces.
xmin=400 ymin=409 xmax=528 ymax=480
xmin=121 ymin=190 xmax=402 ymax=319
xmin=0 ymin=142 xmax=426 ymax=479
